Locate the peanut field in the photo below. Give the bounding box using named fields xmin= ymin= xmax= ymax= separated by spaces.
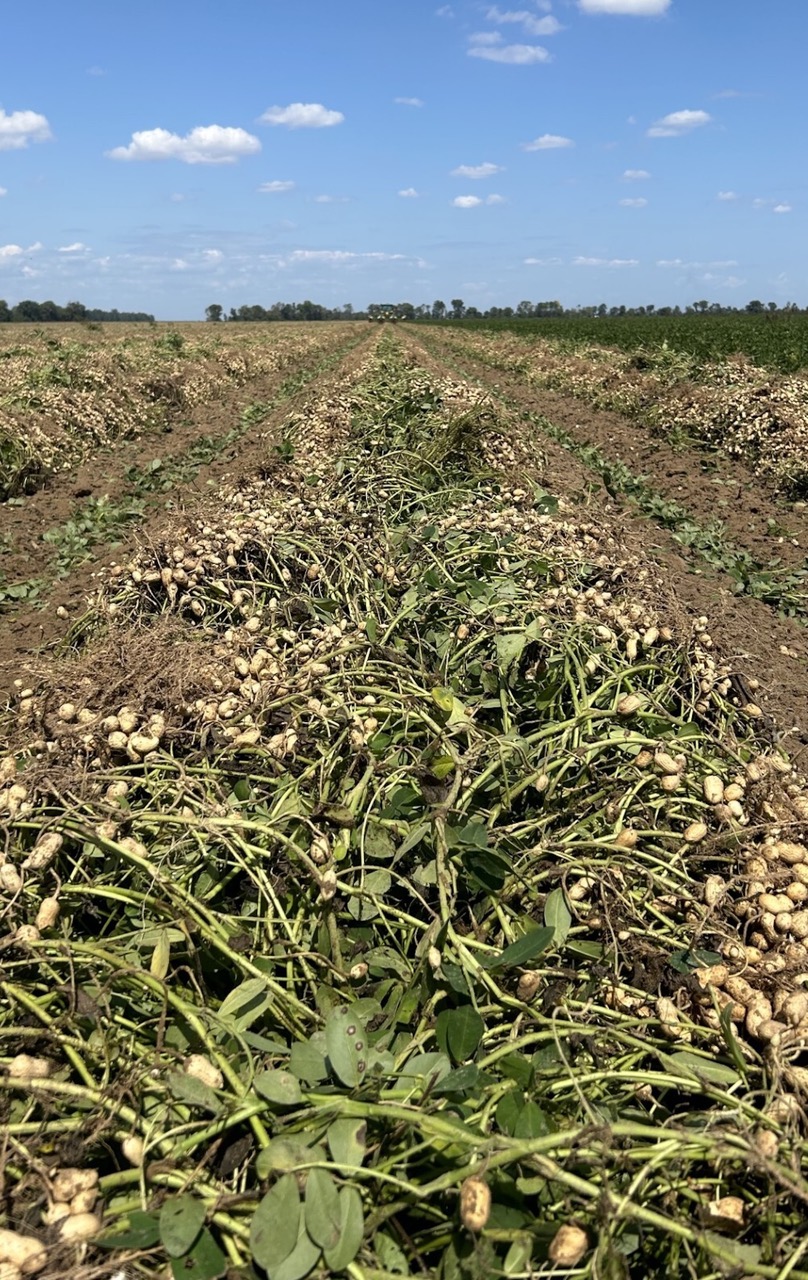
xmin=3 ymin=323 xmax=808 ymax=1280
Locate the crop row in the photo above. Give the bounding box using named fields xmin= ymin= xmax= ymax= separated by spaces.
xmin=0 ymin=324 xmax=359 ymax=502
xmin=1 ymin=336 xmax=808 ymax=1278
xmin=431 ymin=327 xmax=808 ymax=496
xmin=0 ymin=332 xmax=368 ymax=616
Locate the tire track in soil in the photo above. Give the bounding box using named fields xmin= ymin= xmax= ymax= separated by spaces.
xmin=0 ymin=331 xmax=376 ymax=683
xmin=411 ymin=330 xmax=808 ymax=756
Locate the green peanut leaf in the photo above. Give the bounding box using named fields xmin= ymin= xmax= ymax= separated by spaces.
xmin=325 ymin=1007 xmax=368 ymax=1088
xmin=435 ymin=1006 xmax=484 ymax=1063
xmin=485 ymin=927 xmax=555 ymax=971
xmin=544 ymin=889 xmax=572 ymax=944
xmin=323 ymin=1186 xmax=365 ymax=1272
xmin=305 ymin=1168 xmax=342 ymax=1250
xmin=169 ymin=1228 xmax=227 ymax=1280
xmin=327 ymin=1118 xmax=367 ymax=1168
xmin=254 ymin=1069 xmax=303 ymax=1106
xmin=249 ymin=1174 xmax=301 ymax=1272
xmin=160 ymin=1194 xmax=206 ymax=1258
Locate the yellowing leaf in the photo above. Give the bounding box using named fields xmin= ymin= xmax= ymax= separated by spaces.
xmin=149 ymin=929 xmax=170 ymax=981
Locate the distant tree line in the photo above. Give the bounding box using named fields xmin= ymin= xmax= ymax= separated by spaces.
xmin=209 ymin=299 xmax=806 ymax=324
xmin=403 ymin=299 xmax=805 ymax=320
xmin=0 ymin=299 xmax=155 ymax=323
xmin=207 ymin=303 xmax=358 ymax=322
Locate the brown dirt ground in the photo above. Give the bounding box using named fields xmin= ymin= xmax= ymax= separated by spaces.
xmin=0 ymin=333 xmax=375 ymax=686
xmin=517 ymin=386 xmax=808 ymax=574
xmin=411 ymin=330 xmax=808 ymax=760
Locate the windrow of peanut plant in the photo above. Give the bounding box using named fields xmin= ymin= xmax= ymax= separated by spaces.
xmin=428 ymin=325 xmax=808 ymax=496
xmin=0 ymin=324 xmax=358 ymax=501
xmin=0 ymin=327 xmax=370 ymax=616
xmin=4 ymin=334 xmax=808 ymax=1280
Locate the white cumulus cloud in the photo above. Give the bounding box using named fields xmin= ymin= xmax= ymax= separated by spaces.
xmin=314 ymin=194 xmax=349 ymax=203
xmin=574 ymin=256 xmax=639 ymax=267
xmin=753 ymin=197 xmax=792 ymax=212
xmin=579 ymin=0 xmax=670 ymax=12
xmin=700 ymin=271 xmax=745 ymax=287
xmin=260 ymin=180 xmax=295 ymax=193
xmin=394 ymin=97 xmax=424 ymax=107
xmin=524 ymin=256 xmax=563 ymax=265
xmin=657 ymin=258 xmax=738 ymax=268
xmin=623 ymin=168 xmax=650 ymax=180
xmin=0 ymin=187 xmax=6 ymax=197
xmin=620 ymin=197 xmax=648 ymax=207
xmin=58 ymin=242 xmax=89 ymax=253
xmin=717 ymin=190 xmax=739 ymax=200
xmin=398 ymin=187 xmax=419 ymax=197
xmin=451 ymin=162 xmax=504 ymax=179
xmin=260 ymin=103 xmax=344 ymax=128
xmin=452 ymin=193 xmax=505 ymax=207
xmin=0 ymin=241 xmax=42 ymax=261
xmin=522 ymin=133 xmax=574 ymax=150
xmin=107 ymin=125 xmax=261 ymax=164
xmin=647 ymin=109 xmax=711 ymax=138
xmin=468 ymin=33 xmax=551 ymax=63
xmin=0 ymin=109 xmax=52 ymax=151
xmin=285 ymin=250 xmax=412 ymax=267
xmin=486 ymin=7 xmax=563 ymax=35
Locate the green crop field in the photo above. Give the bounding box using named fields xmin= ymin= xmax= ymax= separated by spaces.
xmin=456 ymin=312 xmax=808 ymax=374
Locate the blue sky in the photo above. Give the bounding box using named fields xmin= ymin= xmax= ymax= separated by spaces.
xmin=0 ymin=0 xmax=803 ymax=318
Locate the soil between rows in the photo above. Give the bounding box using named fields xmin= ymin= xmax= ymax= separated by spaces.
xmin=0 ymin=332 xmax=375 ymax=685
xmin=423 ymin=333 xmax=808 ymax=569
xmin=411 ymin=330 xmax=808 ymax=755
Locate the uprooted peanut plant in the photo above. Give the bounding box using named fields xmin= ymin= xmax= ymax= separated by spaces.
xmin=3 ymin=334 xmax=808 ymax=1279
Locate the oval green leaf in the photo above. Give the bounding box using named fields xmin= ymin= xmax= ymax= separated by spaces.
xmin=169 ymin=1227 xmax=228 ymax=1280
xmin=544 ymin=889 xmax=572 ymax=945
xmin=305 ymin=1168 xmax=342 ymax=1250
xmin=487 ymin=926 xmax=555 ymax=972
xmin=513 ymin=1100 xmax=552 ymax=1140
xmin=249 ymin=1174 xmax=301 ymax=1272
xmin=254 ymin=1069 xmax=303 ymax=1107
xmin=160 ymin=1195 xmax=206 ymax=1259
xmin=325 ymin=1008 xmax=368 ymax=1088
xmin=327 ymin=1118 xmax=367 ymax=1168
xmin=445 ymin=1006 xmax=485 ymax=1063
xmin=271 ymin=1216 xmax=322 ymax=1280
xmin=323 ymin=1186 xmax=365 ymax=1272
xmin=289 ymin=1039 xmax=328 ymax=1084
xmin=256 ymin=1138 xmax=325 ymax=1180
